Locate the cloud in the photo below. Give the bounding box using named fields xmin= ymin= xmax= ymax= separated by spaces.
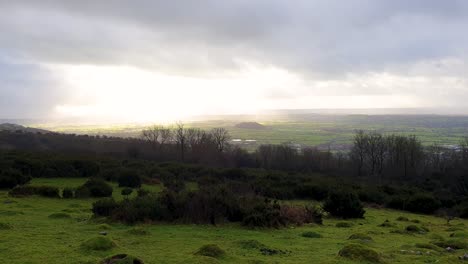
xmin=0 ymin=1 xmax=467 ymax=118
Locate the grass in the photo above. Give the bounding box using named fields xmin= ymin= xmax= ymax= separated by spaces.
xmin=0 ymin=178 xmax=467 ymax=263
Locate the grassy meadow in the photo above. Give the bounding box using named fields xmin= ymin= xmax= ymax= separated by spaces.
xmin=0 ymin=178 xmax=466 ymax=264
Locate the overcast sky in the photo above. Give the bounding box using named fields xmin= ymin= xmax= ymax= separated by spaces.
xmin=1 ymin=0 xmax=468 ymax=121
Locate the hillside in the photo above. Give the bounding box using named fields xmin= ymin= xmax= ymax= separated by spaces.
xmin=0 ymin=123 xmax=50 ymax=134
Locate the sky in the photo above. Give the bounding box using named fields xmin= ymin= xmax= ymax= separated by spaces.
xmin=1 ymin=0 xmax=468 ymax=122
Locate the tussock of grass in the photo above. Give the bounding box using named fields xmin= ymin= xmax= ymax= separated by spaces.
xmin=238 ymin=240 xmax=266 ymax=250
xmin=396 ymin=216 xmax=409 ymax=222
xmin=48 ymin=212 xmax=72 ymax=219
xmin=195 ymin=244 xmax=225 ymax=258
xmin=99 ymin=253 xmax=144 ymax=264
xmin=98 ymin=224 xmax=112 ymax=230
xmin=336 ymin=222 xmax=353 ymax=228
xmin=301 ymin=231 xmax=322 ymax=238
xmin=445 ymin=226 xmax=464 ymax=232
xmin=338 ymin=244 xmax=381 ymax=263
xmin=81 ymin=237 xmax=116 ymax=251
xmin=378 ymin=220 xmax=396 ymax=227
xmin=449 ymin=232 xmax=467 ymax=238
xmin=127 ymin=227 xmax=149 ymax=236
xmin=348 ymin=233 xmax=373 ymax=241
xmin=0 ymin=222 xmax=12 ymax=230
xmin=432 ymin=239 xmax=467 ymax=250
xmin=414 ymin=243 xmax=441 ymax=251
xmin=405 ymin=225 xmax=429 ymax=233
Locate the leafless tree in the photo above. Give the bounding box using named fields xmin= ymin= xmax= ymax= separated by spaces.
xmin=175 ymin=122 xmax=187 ymax=161
xmin=141 ymin=125 xmax=162 ymax=149
xmin=210 ymin=128 xmax=231 ymax=152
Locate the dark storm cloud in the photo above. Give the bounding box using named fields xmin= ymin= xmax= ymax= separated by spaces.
xmin=1 ymin=0 xmax=468 ymax=76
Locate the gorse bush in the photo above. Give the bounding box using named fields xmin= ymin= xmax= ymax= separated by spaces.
xmin=62 ymin=187 xmax=74 ymax=198
xmin=323 ymin=190 xmax=365 ymax=219
xmin=0 ymin=168 xmax=31 ymax=189
xmin=82 ymin=178 xmax=113 ymax=197
xmin=9 ymin=185 xmax=60 ymax=198
xmin=118 ymin=170 xmax=142 ymax=188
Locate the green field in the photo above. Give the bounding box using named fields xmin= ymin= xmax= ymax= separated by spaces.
xmin=35 ymin=114 xmax=468 ymax=151
xmin=0 ymin=178 xmax=466 ymax=263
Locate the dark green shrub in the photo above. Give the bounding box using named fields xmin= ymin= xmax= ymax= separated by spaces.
xmin=242 ymin=200 xmax=285 ymax=228
xmin=74 ymin=185 xmax=91 ymax=198
xmin=406 ymin=194 xmax=441 ymax=214
xmin=456 ymin=201 xmax=468 ymax=219
xmin=9 ymin=185 xmax=60 ymax=198
xmin=83 ymin=178 xmax=113 ymax=197
xmin=137 ymin=188 xmax=150 ymax=197
xmin=295 ymin=183 xmax=329 ymax=201
xmin=338 ymin=244 xmax=381 ymax=263
xmin=92 ymin=198 xmax=118 ymax=217
xmin=62 ymin=187 xmax=74 ymax=199
xmin=118 ymin=170 xmax=142 ymax=188
xmin=358 ymin=189 xmax=386 ymax=204
xmin=323 ymin=190 xmax=365 ymax=219
xmin=194 ymin=244 xmax=225 ymax=258
xmin=405 ymin=225 xmax=428 ymax=233
xmin=121 ymin=188 xmax=133 ymax=198
xmin=0 ymin=169 xmax=31 ymax=189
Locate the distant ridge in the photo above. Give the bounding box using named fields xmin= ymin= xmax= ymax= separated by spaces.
xmin=235 ymin=122 xmax=266 ymax=130
xmin=0 ymin=123 xmax=50 ymax=134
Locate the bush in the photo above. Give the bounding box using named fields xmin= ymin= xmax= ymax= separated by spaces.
xmin=121 ymin=188 xmax=133 ymax=198
xmin=81 ymin=237 xmax=116 ymax=251
xmin=301 ymin=231 xmax=322 ymax=238
xmin=9 ymin=185 xmax=60 ymax=198
xmin=405 ymin=225 xmax=428 ymax=233
xmin=194 ymin=244 xmax=225 ymax=258
xmin=0 ymin=169 xmax=31 ymax=189
xmin=74 ymin=185 xmax=91 ymax=198
xmin=92 ymin=198 xmax=118 ymax=217
xmin=118 ymin=170 xmax=142 ymax=188
xmin=323 ymin=190 xmax=365 ymax=219
xmin=242 ymin=200 xmax=285 ymax=228
xmin=279 ymin=205 xmax=323 ymax=226
xmin=295 ymin=183 xmax=329 ymax=201
xmin=338 ymin=244 xmax=381 ymax=263
xmin=455 ymin=201 xmax=468 ymax=219
xmin=62 ymin=187 xmax=74 ymax=199
xmin=336 ymin=222 xmax=353 ymax=228
xmin=137 ymin=188 xmax=150 ymax=197
xmin=83 ymin=178 xmax=113 ymax=197
xmin=405 ymin=194 xmax=441 ymax=214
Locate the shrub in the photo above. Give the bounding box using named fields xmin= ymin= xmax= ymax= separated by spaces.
xmin=9 ymin=185 xmax=60 ymax=198
xmin=74 ymin=185 xmax=91 ymax=198
xmin=137 ymin=189 xmax=150 ymax=197
xmin=81 ymin=237 xmax=116 ymax=251
xmin=0 ymin=169 xmax=31 ymax=189
xmin=295 ymin=183 xmax=329 ymax=201
xmin=99 ymin=254 xmax=144 ymax=264
xmin=405 ymin=194 xmax=441 ymax=214
xmin=118 ymin=170 xmax=142 ymax=188
xmin=121 ymin=188 xmax=133 ymax=198
xmin=279 ymin=205 xmax=323 ymax=226
xmin=301 ymin=231 xmax=322 ymax=238
xmin=194 ymin=244 xmax=225 ymax=258
xmin=336 ymin=222 xmax=353 ymax=228
xmin=83 ymin=178 xmax=113 ymax=197
xmin=348 ymin=233 xmax=373 ymax=241
xmin=455 ymin=201 xmax=468 ymax=219
xmin=323 ymin=190 xmax=365 ymax=219
xmin=242 ymin=200 xmax=285 ymax=228
xmin=62 ymin=187 xmax=74 ymax=199
xmin=92 ymin=198 xmax=118 ymax=217
xmin=338 ymin=244 xmax=381 ymax=263
xmin=358 ymin=189 xmax=387 ymax=205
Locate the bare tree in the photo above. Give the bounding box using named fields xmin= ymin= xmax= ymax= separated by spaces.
xmin=141 ymin=125 xmax=162 ymax=149
xmin=159 ymin=127 xmax=173 ymax=145
xmin=350 ymin=130 xmax=368 ymax=176
xmin=175 ymin=122 xmax=187 ymax=161
xmin=210 ymin=128 xmax=231 ymax=152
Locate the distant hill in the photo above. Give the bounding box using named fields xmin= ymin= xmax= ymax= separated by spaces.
xmin=0 ymin=123 xmax=50 ymax=134
xmin=235 ymin=122 xmax=266 ymax=130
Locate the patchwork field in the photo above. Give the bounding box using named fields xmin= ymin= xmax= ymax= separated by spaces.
xmin=35 ymin=114 xmax=468 ymax=151
xmin=0 ymin=178 xmax=466 ymax=264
